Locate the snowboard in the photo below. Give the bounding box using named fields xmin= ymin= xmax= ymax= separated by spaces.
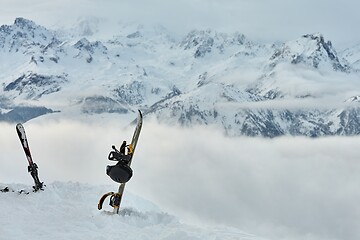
xmin=16 ymin=123 xmax=44 ymax=192
xmin=98 ymin=110 xmax=143 ymax=213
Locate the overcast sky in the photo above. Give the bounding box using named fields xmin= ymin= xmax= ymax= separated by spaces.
xmin=0 ymin=0 xmax=359 ymax=47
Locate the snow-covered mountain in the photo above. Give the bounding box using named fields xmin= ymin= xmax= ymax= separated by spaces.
xmin=1 ymin=17 xmax=360 ymax=137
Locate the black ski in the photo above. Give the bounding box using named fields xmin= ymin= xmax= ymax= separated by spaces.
xmin=16 ymin=123 xmax=44 ymax=192
xmin=98 ymin=110 xmax=143 ymax=213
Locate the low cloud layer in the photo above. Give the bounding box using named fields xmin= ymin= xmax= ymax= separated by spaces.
xmin=1 ymin=119 xmax=359 ymax=240
xmin=133 ymin=122 xmax=360 ymax=240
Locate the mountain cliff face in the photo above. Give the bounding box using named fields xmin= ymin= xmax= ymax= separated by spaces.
xmin=0 ymin=18 xmax=59 ymax=52
xmin=270 ymin=33 xmax=349 ymax=71
xmin=1 ymin=17 xmax=360 ymax=137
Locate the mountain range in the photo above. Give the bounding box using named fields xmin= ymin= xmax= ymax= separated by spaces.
xmin=1 ymin=17 xmax=360 ymax=137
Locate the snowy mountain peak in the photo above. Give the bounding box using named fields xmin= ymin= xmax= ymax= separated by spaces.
xmin=0 ymin=17 xmax=59 ymax=53
xmin=180 ymin=29 xmax=248 ymax=58
xmin=302 ymin=32 xmax=323 ymax=41
xmin=346 ymin=95 xmax=360 ymax=103
xmin=302 ymin=33 xmax=340 ymax=64
xmin=14 ymin=17 xmax=37 ymax=31
xmin=74 ymin=37 xmax=91 ymax=48
xmin=270 ymin=32 xmax=349 ymax=72
xmin=74 ymin=37 xmax=107 ymax=54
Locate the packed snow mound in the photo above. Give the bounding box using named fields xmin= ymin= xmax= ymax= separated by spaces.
xmin=0 ymin=181 xmax=265 ymax=240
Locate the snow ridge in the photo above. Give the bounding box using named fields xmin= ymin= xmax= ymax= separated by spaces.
xmin=0 ymin=182 xmax=265 ymax=240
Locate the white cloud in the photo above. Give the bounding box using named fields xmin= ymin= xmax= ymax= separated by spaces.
xmin=131 ymin=121 xmax=360 ymax=240
xmin=1 ymin=119 xmax=360 ymax=239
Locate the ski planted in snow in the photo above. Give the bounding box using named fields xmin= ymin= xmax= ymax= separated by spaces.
xmin=98 ymin=110 xmax=143 ymax=213
xmin=16 ymin=123 xmax=44 ymax=192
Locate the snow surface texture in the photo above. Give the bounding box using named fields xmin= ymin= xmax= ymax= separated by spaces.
xmin=1 ymin=18 xmax=360 ymax=137
xmin=0 ymin=182 xmax=263 ymax=240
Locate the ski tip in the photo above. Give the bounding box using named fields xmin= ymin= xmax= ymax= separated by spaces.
xmin=15 ymin=123 xmax=22 ymax=130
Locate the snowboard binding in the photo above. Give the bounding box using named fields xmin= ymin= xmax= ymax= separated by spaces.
xmin=109 ymin=193 xmax=121 ymax=208
xmin=28 ymin=162 xmax=44 ymax=192
xmin=108 ymin=145 xmax=131 ymax=164
xmin=106 ymin=163 xmax=133 ymax=183
xmin=106 ymin=144 xmax=134 ymax=184
xmin=97 ymin=192 xmax=122 ymax=211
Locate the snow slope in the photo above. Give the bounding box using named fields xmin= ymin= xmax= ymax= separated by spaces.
xmin=0 ymin=182 xmax=264 ymax=240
